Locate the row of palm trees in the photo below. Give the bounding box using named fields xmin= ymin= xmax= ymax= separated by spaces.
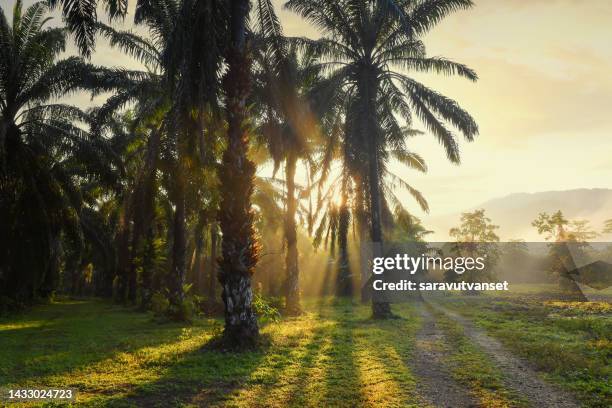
xmin=0 ymin=0 xmax=478 ymax=345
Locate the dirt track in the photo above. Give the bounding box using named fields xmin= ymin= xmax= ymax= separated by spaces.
xmin=428 ymin=302 xmax=582 ymax=408
xmin=411 ymin=306 xmax=479 ymax=407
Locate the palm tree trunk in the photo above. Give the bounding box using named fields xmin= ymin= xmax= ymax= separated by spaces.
xmin=169 ymin=162 xmax=186 ymax=312
xmin=284 ymin=151 xmax=301 ymax=315
xmin=140 ymin=229 xmax=155 ymax=309
xmin=40 ymin=232 xmax=61 ymax=298
xmin=218 ymin=0 xmax=259 ymax=347
xmin=127 ymin=239 xmax=138 ymax=303
xmin=139 ymin=129 xmax=160 ymax=309
xmin=193 ymin=231 xmax=203 ymax=295
xmin=0 ymin=119 xmax=7 ymax=162
xmin=116 ymin=200 xmax=131 ymax=303
xmin=208 ymin=222 xmax=218 ymax=305
xmin=367 ymin=144 xmax=391 ymax=318
xmin=353 ymin=175 xmax=370 ymax=303
xmin=192 ymin=210 xmax=208 ymax=296
xmin=361 ymin=72 xmax=392 ymax=319
xmin=336 ymin=180 xmax=352 ymax=297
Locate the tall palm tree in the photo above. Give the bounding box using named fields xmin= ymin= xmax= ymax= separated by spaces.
xmin=286 ymin=0 xmax=478 ymax=318
xmin=0 ymin=0 xmax=115 ymax=304
xmin=91 ymin=20 xmax=167 ymax=303
xmin=251 ymin=33 xmax=323 ymax=314
xmin=92 ymin=0 xmax=227 ymax=314
xmin=92 ymin=16 xmax=173 ymax=306
xmin=217 ymin=0 xmax=260 ymax=346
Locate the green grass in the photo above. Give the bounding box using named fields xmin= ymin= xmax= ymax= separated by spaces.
xmin=0 ymin=292 xmax=608 ymax=407
xmin=436 ymin=291 xmax=612 ymax=408
xmin=0 ymin=299 xmax=424 ymax=407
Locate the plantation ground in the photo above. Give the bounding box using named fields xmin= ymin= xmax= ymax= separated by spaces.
xmin=0 ymin=287 xmax=610 ymax=407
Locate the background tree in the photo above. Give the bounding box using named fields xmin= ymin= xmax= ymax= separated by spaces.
xmin=447 ymin=209 xmax=500 ymax=285
xmin=0 ymin=0 xmax=115 ymax=306
xmin=251 ymin=34 xmax=321 ymax=315
xmin=532 ymin=211 xmax=598 ymax=242
xmin=389 ymin=206 xmax=433 ymax=243
xmin=450 ymin=209 xmax=500 ymax=243
xmin=287 ymin=0 xmax=478 ymax=318
xmin=532 ymin=211 xmax=592 ymax=299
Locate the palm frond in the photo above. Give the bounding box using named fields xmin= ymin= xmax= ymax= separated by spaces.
xmin=384 ymin=170 xmax=429 ymax=212
xmin=95 ymin=23 xmax=160 ymax=70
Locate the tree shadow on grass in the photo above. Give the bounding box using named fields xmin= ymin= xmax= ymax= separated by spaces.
xmin=120 ymin=338 xmax=272 ymax=407
xmin=109 ymin=306 xmax=363 ymax=407
xmin=220 ymin=322 xmax=333 ymax=407
xmin=101 ymin=323 xmax=334 ymax=407
xmin=286 ymin=301 xmax=364 ymax=407
xmin=0 ymin=300 xmax=198 ymax=386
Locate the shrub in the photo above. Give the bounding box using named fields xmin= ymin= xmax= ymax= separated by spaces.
xmin=253 ymin=294 xmax=281 ymax=323
xmin=150 ymin=292 xmax=170 ymax=317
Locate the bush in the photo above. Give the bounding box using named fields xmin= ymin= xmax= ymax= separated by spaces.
xmin=150 ymin=292 xmax=170 ymax=317
xmin=253 ymin=294 xmax=281 ymax=323
xmin=171 ymin=296 xmax=196 ymax=323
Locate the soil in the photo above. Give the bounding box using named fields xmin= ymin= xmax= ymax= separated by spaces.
xmin=410 ymin=305 xmax=479 ymax=407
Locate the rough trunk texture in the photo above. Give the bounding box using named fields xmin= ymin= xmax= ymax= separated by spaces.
xmin=40 ymin=233 xmax=60 ymax=298
xmin=336 ymin=184 xmax=352 ymax=297
xmin=217 ymin=0 xmax=259 ymax=347
xmin=140 ymin=130 xmax=160 ymax=308
xmin=208 ymin=222 xmax=218 ymax=304
xmin=284 ymin=152 xmax=301 ymax=315
xmin=127 ymin=253 xmax=138 ymax=303
xmin=354 ymin=177 xmax=370 ymax=303
xmin=169 ymin=165 xmax=186 ymax=310
xmin=368 ymin=148 xmax=391 ymax=318
xmin=115 ymin=201 xmax=131 ymax=303
xmin=131 ymin=129 xmax=160 ymax=307
xmin=361 ymin=70 xmax=392 ymax=319
xmin=193 ymin=224 xmax=204 ymax=295
xmin=0 ymin=120 xmax=7 ymax=164
xmin=140 ymin=229 xmax=155 ymax=309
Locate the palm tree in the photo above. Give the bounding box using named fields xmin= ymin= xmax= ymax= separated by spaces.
xmin=286 ymin=0 xmax=478 ymax=318
xmin=92 ymin=0 xmax=227 ymax=314
xmin=217 ymin=0 xmax=260 ymax=346
xmin=0 ymin=0 xmax=115 ymax=304
xmin=251 ymin=29 xmax=324 ymax=313
xmin=312 ymin=77 xmax=430 ymax=299
xmin=92 ymin=17 xmax=173 ymax=307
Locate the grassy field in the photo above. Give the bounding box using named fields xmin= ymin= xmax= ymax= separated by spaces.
xmin=1 ymin=299 xmax=423 ymax=407
xmin=434 ymin=289 xmax=612 ymax=408
xmin=0 ymin=289 xmax=609 ymax=407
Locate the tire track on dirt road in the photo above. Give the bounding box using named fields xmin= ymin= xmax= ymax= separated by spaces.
xmin=429 ymin=302 xmax=581 ymax=408
xmin=411 ymin=305 xmax=479 ymax=407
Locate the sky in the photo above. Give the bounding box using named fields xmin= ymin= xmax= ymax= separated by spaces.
xmin=3 ymin=0 xmax=612 ymax=222
xmin=281 ymin=0 xmax=612 ymax=225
